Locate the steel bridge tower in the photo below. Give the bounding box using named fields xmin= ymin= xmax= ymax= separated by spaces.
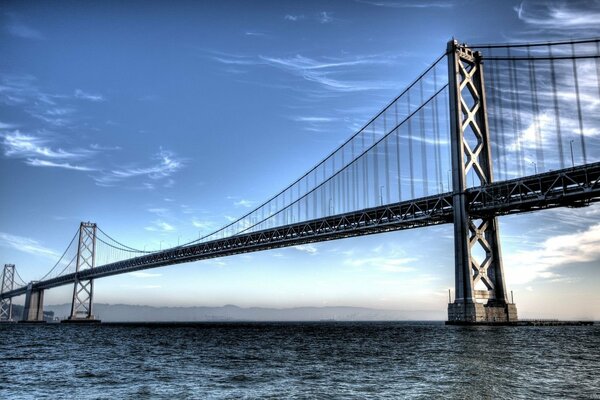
xmin=64 ymin=222 xmax=100 ymax=323
xmin=0 ymin=264 xmax=15 ymax=322
xmin=446 ymin=40 xmax=517 ymax=323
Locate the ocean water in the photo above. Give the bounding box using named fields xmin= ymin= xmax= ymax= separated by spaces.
xmin=0 ymin=322 xmax=598 ymax=399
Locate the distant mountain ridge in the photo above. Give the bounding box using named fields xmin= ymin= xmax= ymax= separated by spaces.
xmin=44 ymin=303 xmax=444 ymax=322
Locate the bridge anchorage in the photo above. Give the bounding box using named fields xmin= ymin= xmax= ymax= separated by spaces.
xmin=1 ymin=38 xmax=599 ymax=325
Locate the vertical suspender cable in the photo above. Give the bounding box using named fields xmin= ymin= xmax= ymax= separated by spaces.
xmin=571 ymin=42 xmax=587 ymax=165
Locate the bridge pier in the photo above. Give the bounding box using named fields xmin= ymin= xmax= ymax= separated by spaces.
xmin=446 ymin=40 xmax=518 ymax=324
xmin=1 ymin=264 xmax=16 ymax=323
xmin=20 ymin=283 xmax=45 ymax=323
xmin=63 ymin=222 xmax=100 ymax=323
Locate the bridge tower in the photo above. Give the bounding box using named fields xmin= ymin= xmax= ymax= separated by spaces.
xmin=0 ymin=264 xmax=15 ymax=322
xmin=446 ymin=40 xmax=518 ymax=323
xmin=64 ymin=222 xmax=100 ymax=323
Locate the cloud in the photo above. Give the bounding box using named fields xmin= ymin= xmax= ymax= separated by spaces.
xmin=319 ymin=11 xmax=333 ymax=23
xmin=1 ymin=131 xmax=92 ymax=160
xmin=284 ymin=14 xmax=304 ymax=21
xmin=0 ymin=121 xmax=17 ymax=129
xmin=121 ymin=284 xmax=162 ymax=289
xmin=0 ymin=232 xmax=58 ymax=259
xmin=345 ymin=256 xmax=417 ymax=272
xmin=505 ymin=223 xmax=600 ymax=285
xmin=5 ymin=20 xmax=44 ymax=40
xmin=258 ymin=54 xmax=398 ymax=92
xmin=294 ymin=244 xmax=319 ymax=254
xmin=341 ymin=243 xmax=418 ymax=273
xmin=245 ymin=31 xmax=266 ymax=36
xmin=74 ymin=89 xmax=105 ymax=102
xmin=515 ymin=1 xmax=600 ymax=34
xmin=95 ymin=149 xmax=183 ymax=186
xmin=147 ymin=208 xmax=169 ymax=217
xmin=25 ymin=158 xmax=95 ymax=171
xmin=144 ymin=220 xmax=175 ymax=232
xmin=234 ymin=199 xmax=255 ymax=208
xmin=128 ymin=271 xmax=162 ymax=278
xmin=192 ymin=219 xmax=214 ymax=230
xmin=356 ymin=0 xmax=454 ymax=8
xmin=293 ymin=116 xmax=338 ymax=123
xmin=90 ymin=143 xmax=122 ymax=151
xmin=209 ymin=49 xmax=401 ymax=93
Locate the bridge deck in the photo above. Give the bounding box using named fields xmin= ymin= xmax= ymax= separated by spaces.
xmin=2 ymin=162 xmax=599 ymax=300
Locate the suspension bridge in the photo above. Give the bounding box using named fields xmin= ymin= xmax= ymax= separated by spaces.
xmin=1 ymin=38 xmax=599 ymax=324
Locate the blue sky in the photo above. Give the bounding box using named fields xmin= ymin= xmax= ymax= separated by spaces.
xmin=1 ymin=0 xmax=599 ymax=319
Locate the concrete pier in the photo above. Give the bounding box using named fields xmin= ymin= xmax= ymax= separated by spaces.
xmin=20 ymin=284 xmax=45 ymax=323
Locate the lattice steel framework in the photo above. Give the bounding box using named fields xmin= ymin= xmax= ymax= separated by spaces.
xmin=447 ymin=40 xmax=515 ymax=322
xmin=0 ymin=264 xmax=15 ymax=321
xmin=69 ymin=222 xmax=97 ymax=320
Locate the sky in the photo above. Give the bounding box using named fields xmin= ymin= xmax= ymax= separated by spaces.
xmin=1 ymin=0 xmax=599 ymax=320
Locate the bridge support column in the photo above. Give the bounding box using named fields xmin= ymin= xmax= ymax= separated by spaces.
xmin=446 ymin=40 xmax=517 ymax=324
xmin=21 ymin=283 xmax=45 ymax=323
xmin=1 ymin=264 xmax=16 ymax=323
xmin=63 ymin=222 xmax=100 ymax=323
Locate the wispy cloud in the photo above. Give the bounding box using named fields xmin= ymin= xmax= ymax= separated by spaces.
xmin=293 ymin=116 xmax=338 ymax=123
xmin=144 ymin=220 xmax=175 ymax=232
xmin=1 ymin=131 xmax=84 ymax=159
xmin=208 ymin=49 xmax=402 ymax=93
xmin=345 ymin=256 xmax=417 ymax=272
xmin=90 ymin=143 xmax=122 ymax=151
xmin=95 ymin=149 xmax=183 ymax=186
xmin=0 ymin=232 xmax=58 ymax=259
xmin=505 ymin=223 xmax=600 ymax=285
xmin=284 ymin=14 xmax=305 ymax=22
xmin=356 ymin=0 xmax=454 ymax=8
xmin=74 ymin=89 xmax=105 ymax=102
xmin=192 ymin=219 xmax=215 ymax=230
xmin=0 ymin=121 xmax=17 ymax=129
xmin=515 ymin=1 xmax=600 ymax=35
xmin=245 ymin=31 xmax=267 ymax=37
xmin=128 ymin=271 xmax=162 ymax=278
xmin=1 ymin=131 xmax=97 ymax=172
xmin=5 ymin=16 xmax=44 ymax=40
xmin=319 ymin=11 xmax=333 ymax=23
xmin=261 ymin=54 xmax=398 ymax=92
xmin=342 ymin=244 xmax=418 ymax=273
xmin=294 ymin=244 xmax=319 ymax=254
xmin=227 ymin=196 xmax=254 ymax=208
xmin=25 ymin=158 xmax=95 ymax=171
xmin=147 ymin=208 xmax=169 ymax=217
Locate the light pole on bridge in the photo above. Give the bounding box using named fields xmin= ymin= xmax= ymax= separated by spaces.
xmin=570 ymin=139 xmax=575 ymax=168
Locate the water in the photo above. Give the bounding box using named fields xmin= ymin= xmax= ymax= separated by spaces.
xmin=1 ymin=322 xmax=598 ymax=399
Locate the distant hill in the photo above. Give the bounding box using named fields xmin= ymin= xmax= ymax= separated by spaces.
xmin=43 ymin=303 xmax=444 ymax=322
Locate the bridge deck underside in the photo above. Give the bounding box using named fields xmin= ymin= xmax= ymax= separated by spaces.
xmin=2 ymin=162 xmax=599 ymax=300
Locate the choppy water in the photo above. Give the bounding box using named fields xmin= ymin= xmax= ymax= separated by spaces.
xmin=0 ymin=322 xmax=598 ymax=399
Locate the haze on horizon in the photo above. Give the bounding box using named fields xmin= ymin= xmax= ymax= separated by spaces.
xmin=1 ymin=0 xmax=599 ymax=320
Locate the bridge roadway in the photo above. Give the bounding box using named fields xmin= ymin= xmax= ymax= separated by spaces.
xmin=2 ymin=162 xmax=599 ymax=300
